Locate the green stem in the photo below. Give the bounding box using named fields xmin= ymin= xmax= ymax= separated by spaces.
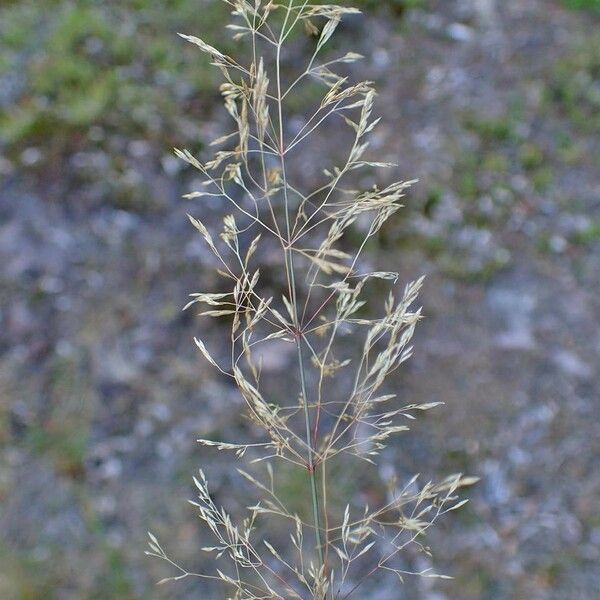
xmin=277 ymin=3 xmax=325 ymax=575
xmin=285 ymin=249 xmax=325 ymax=569
xmin=297 ymin=332 xmax=325 ymax=567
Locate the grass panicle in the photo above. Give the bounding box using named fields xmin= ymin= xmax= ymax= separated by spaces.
xmin=147 ymin=2 xmax=477 ymax=598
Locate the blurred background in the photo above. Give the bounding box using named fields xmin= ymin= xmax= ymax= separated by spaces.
xmin=1 ymin=0 xmax=599 ymax=598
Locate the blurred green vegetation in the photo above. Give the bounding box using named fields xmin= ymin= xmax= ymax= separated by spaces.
xmin=0 ymin=0 xmax=415 ymax=158
xmin=25 ymin=355 xmax=94 ymax=479
xmin=0 ymin=510 xmax=137 ymax=599
xmin=0 ymin=1 xmax=232 ymax=156
xmin=562 ymin=0 xmax=600 ymax=12
xmin=0 ymin=0 xmax=421 ymax=210
xmin=545 ymin=37 xmax=600 ymax=132
xmin=0 ymin=0 xmax=594 ymax=182
xmin=570 ymin=219 xmax=600 ymax=245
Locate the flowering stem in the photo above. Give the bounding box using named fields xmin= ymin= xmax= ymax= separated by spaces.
xmin=286 ymin=248 xmax=325 ymax=570
xmin=277 ymin=1 xmax=325 ymax=574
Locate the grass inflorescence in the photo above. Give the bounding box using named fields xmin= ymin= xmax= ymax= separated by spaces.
xmin=147 ymin=2 xmax=476 ymax=598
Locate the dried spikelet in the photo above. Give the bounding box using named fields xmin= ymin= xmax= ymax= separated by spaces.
xmin=178 ymin=33 xmax=228 ymax=61
xmin=187 ymin=213 xmax=218 ymax=255
xmin=304 ymin=6 xmax=362 ymax=19
xmin=316 ymin=15 xmax=341 ymax=53
xmin=178 ymin=32 xmax=245 ymax=74
xmin=253 ymin=58 xmax=270 ymax=143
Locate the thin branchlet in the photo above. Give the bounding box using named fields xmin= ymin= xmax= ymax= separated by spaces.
xmin=149 ymin=2 xmax=477 ymax=598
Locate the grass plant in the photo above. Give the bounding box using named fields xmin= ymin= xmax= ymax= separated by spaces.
xmin=147 ymin=2 xmax=476 ymax=597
